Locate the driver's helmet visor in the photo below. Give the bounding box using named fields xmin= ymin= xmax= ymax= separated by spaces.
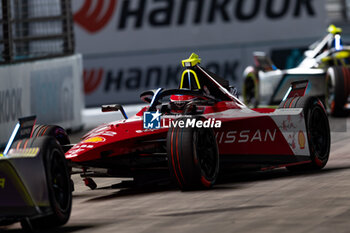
xmin=170 ymin=94 xmax=197 ymax=111
xmin=180 ymin=69 xmax=201 ymax=90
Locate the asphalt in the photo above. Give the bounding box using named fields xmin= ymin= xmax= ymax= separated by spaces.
xmin=2 ymin=114 xmax=350 ymax=233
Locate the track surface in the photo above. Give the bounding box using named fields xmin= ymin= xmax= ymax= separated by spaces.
xmin=2 ymin=116 xmax=350 ymax=233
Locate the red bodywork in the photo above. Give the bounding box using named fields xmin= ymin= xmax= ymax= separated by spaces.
xmin=66 ymin=65 xmax=311 ymax=175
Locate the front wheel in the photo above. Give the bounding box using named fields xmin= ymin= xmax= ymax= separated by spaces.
xmin=167 ymin=118 xmax=219 ymax=190
xmin=32 ymin=125 xmax=70 ymax=146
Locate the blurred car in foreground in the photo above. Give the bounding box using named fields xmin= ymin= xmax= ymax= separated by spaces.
xmin=0 ymin=117 xmax=72 ymax=231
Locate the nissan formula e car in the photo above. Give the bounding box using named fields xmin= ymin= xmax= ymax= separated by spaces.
xmin=243 ymin=24 xmax=350 ymax=116
xmin=55 ymin=53 xmax=330 ymax=191
xmin=0 ymin=117 xmax=72 ymax=231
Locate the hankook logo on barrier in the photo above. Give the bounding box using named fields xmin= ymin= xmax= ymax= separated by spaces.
xmin=84 ymin=68 xmax=104 ymax=94
xmin=74 ymin=0 xmax=317 ymax=33
xmin=74 ymin=0 xmax=117 ymax=33
xmin=83 ymin=60 xmax=239 ymax=96
xmin=0 ymin=89 xmax=22 ymax=124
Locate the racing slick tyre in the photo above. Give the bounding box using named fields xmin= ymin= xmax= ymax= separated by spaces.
xmin=243 ymin=68 xmax=259 ymax=108
xmin=32 ymin=125 xmax=70 ymax=146
xmin=11 ymin=137 xmax=72 ymax=230
xmin=284 ymin=97 xmax=330 ymax=171
xmin=167 ymin=117 xmax=219 ymax=191
xmin=32 ymin=125 xmax=74 ymax=192
xmin=325 ymin=66 xmax=350 ymax=116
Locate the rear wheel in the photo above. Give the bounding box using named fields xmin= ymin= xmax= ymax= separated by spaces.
xmin=286 ymin=97 xmax=330 ymax=171
xmin=325 ymin=66 xmax=350 ymax=116
xmin=14 ymin=137 xmax=72 ymax=230
xmin=167 ymin=117 xmax=219 ymax=190
xmin=243 ymin=70 xmax=259 ymax=108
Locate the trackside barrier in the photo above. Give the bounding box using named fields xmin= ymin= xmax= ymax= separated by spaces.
xmin=0 ymin=54 xmax=84 ymax=146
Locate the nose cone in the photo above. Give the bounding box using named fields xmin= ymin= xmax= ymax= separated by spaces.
xmin=65 ymin=118 xmax=168 ymax=162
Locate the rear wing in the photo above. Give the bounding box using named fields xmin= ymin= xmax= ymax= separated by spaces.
xmin=2 ymin=116 xmax=36 ymax=156
xmin=282 ymin=80 xmax=309 ymax=102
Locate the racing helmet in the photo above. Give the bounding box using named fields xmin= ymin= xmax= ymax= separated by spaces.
xmin=170 ymin=94 xmax=197 ymax=111
xmin=328 ymin=24 xmax=343 ymax=51
xmin=170 ymin=53 xmax=201 ymax=111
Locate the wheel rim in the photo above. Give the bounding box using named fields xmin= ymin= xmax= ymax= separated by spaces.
xmin=50 ymin=149 xmax=70 ymax=212
xmin=309 ymin=106 xmax=329 ymax=161
xmin=194 ymin=129 xmax=218 ymax=180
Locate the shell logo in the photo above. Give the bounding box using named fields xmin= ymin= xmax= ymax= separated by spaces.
xmin=83 ymin=136 xmax=105 ymax=143
xmin=298 ymin=131 xmax=306 ymax=149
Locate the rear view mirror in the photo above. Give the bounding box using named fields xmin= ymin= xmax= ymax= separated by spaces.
xmin=140 ymin=90 xmax=155 ymax=103
xmin=101 ymin=104 xmax=128 ymax=119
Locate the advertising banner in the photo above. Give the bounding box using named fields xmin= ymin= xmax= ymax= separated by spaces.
xmin=0 ymin=55 xmax=84 ymax=146
xmin=72 ymin=0 xmax=327 ymax=106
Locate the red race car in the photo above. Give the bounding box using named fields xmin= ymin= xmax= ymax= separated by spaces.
xmin=51 ymin=53 xmax=330 ymax=190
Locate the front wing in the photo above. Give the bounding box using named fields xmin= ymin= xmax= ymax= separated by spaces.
xmin=0 ymin=150 xmax=51 ymax=220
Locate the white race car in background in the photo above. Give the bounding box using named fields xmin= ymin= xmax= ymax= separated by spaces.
xmin=243 ymin=25 xmax=350 ymax=116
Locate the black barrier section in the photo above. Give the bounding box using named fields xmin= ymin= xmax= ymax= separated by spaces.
xmin=0 ymin=0 xmax=74 ymax=64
